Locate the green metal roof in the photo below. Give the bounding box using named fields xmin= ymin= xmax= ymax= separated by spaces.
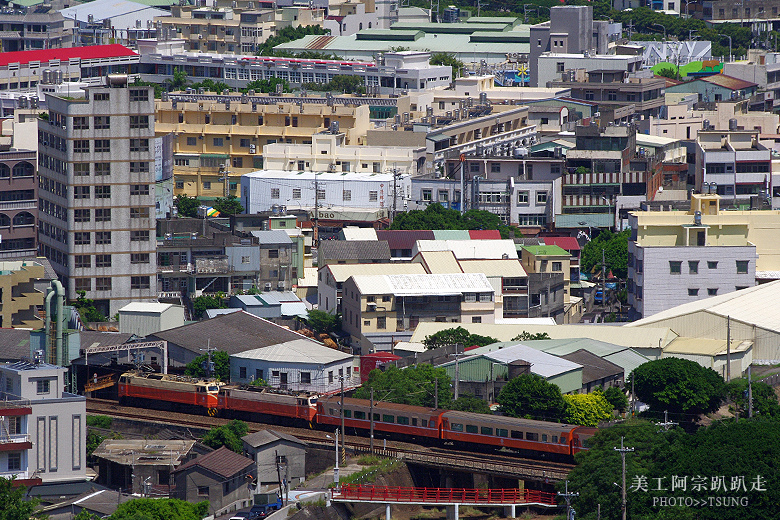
xmin=390 ymin=22 xmax=513 ymax=33
xmin=432 ymin=230 xmax=471 ymax=240
xmin=200 ymin=153 xmax=229 ymax=159
xmin=356 ymin=29 xmax=424 ymax=41
xmin=521 ymin=245 xmax=570 ymax=257
xmin=554 ymin=213 xmax=614 ymax=229
xmin=465 ymin=16 xmax=522 ymax=25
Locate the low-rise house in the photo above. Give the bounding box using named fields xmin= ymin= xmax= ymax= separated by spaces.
xmin=521 ymin=245 xmax=572 ymax=301
xmin=241 ymin=430 xmax=306 ymax=487
xmin=318 ymin=240 xmax=391 ymax=268
xmin=118 ymin=302 xmax=185 ymax=337
xmin=172 ymin=446 xmax=256 ymax=517
xmin=228 ymin=292 xmax=306 ymax=321
xmin=560 ymin=349 xmax=623 ymax=393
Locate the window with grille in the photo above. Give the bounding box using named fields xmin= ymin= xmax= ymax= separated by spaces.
xmin=369 ymin=191 xmax=378 ymax=202
xmin=130 ymin=89 xmax=149 ymax=102
xmin=130 ymin=162 xmax=149 ymax=173
xmin=95 ymin=209 xmax=111 ymax=222
xmin=94 ymin=163 xmax=110 ymax=176
xmin=75 ymin=255 xmax=91 ymax=268
xmin=94 ymin=116 xmax=110 ymax=129
xmin=75 ymin=278 xmax=91 ymax=291
xmin=94 ymin=140 xmax=110 ymax=152
xmin=73 ymin=140 xmax=90 ymax=153
xmin=95 ymin=186 xmax=110 ymax=199
xmin=95 ymin=277 xmax=112 ymax=291
xmin=95 ymin=255 xmax=111 ymax=267
xmin=74 ymin=209 xmax=90 ymax=222
xmin=131 ymin=231 xmax=150 ymax=242
xmin=131 ymin=208 xmax=150 ymax=219
xmin=271 ymin=188 xmax=280 ymax=199
xmin=130 ymin=139 xmax=149 ymax=152
xmin=96 ymin=232 xmax=111 ymax=245
xmin=74 ymin=232 xmax=90 ymax=245
xmin=131 ymin=253 xmax=150 ymax=264
xmin=74 ymin=186 xmax=90 ymax=199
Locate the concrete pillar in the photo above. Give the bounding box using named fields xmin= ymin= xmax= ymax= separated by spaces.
xmin=385 ymin=503 xmax=391 ymax=520
xmin=445 ymin=504 xmax=459 ymax=520
xmin=503 ymin=505 xmax=516 ymax=518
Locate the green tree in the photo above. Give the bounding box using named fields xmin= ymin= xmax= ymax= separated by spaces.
xmin=132 ymin=76 xmax=166 ymax=99
xmin=191 ymin=294 xmax=227 ymax=320
xmin=175 ymin=194 xmax=201 ymax=218
xmin=213 ymin=195 xmax=244 ymax=215
xmin=74 ymin=510 xmax=100 ymax=520
xmin=655 ymin=65 xmax=678 ymax=80
xmin=110 ymin=498 xmax=209 ymax=520
xmin=185 ymin=350 xmax=230 ymax=381
xmin=726 ymin=378 xmax=780 ymax=418
xmin=354 ymin=365 xmax=452 ymax=409
xmin=0 ymin=476 xmax=40 ymax=520
xmin=604 ymin=386 xmax=628 ymax=413
xmin=86 ymin=430 xmax=105 ymax=457
xmin=632 ymin=358 xmax=726 ymax=418
xmin=329 ymin=75 xmax=366 ymax=94
xmin=167 ymin=67 xmax=189 ymax=92
xmin=257 ymin=25 xmax=329 ymax=56
xmin=190 ymin=78 xmax=231 ymax=94
xmin=580 ymin=229 xmax=630 ymax=280
xmin=496 ymin=373 xmax=567 ymax=421
xmin=422 ymin=326 xmax=498 ymax=350
xmin=201 ymin=420 xmax=249 ymax=453
xmin=563 ymin=391 xmax=614 ymax=426
xmin=241 ymin=78 xmax=290 ymax=94
xmin=450 ymin=395 xmax=492 ymax=414
xmin=305 ymin=309 xmax=340 ymax=334
xmin=390 ymin=203 xmax=513 ymax=238
xmin=429 ymin=52 xmax=465 ymax=78
xmin=511 ymin=331 xmax=551 ymax=341
xmin=72 ymin=291 xmax=106 ymax=323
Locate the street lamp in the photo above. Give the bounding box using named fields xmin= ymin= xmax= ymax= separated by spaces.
xmin=721 ymin=35 xmax=732 ymax=62
xmin=652 ymin=23 xmax=666 ymax=40
xmin=326 ymin=430 xmax=340 ymax=490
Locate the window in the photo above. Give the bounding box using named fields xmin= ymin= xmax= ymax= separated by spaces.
xmin=94 ymin=140 xmax=110 ymax=152
xmin=131 ymin=208 xmax=150 ymax=219
xmin=203 ymin=182 xmax=211 ymax=190
xmin=481 ymin=426 xmax=493 ymax=435
xmin=131 ymin=184 xmax=150 ymax=196
xmin=268 ymin=249 xmax=279 ymax=259
xmin=472 ymin=316 xmax=482 ymax=323
xmin=73 ymin=140 xmax=90 ymax=153
xmin=73 ymin=186 xmax=90 ymax=199
xmin=343 ymin=190 xmax=351 ymax=201
xmin=95 ymin=208 xmax=111 ymax=222
xmin=689 ymin=261 xmax=699 ymax=274
xmin=75 ymin=255 xmax=91 ymax=268
xmin=198 ymin=486 xmax=209 ymax=497
xmin=131 ymin=253 xmax=150 ymax=264
xmin=491 ymin=162 xmax=501 ymax=173
xmin=451 ymin=423 xmax=464 ymax=432
xmin=187 ymin=137 xmax=197 ymax=146
xmin=422 ymin=189 xmax=432 ymax=202
xmin=74 ymin=209 xmax=90 ymax=222
xmin=96 ymin=232 xmax=111 ymax=244
xmin=369 ymin=191 xmax=378 ymax=202
xmin=556 ymin=61 xmax=565 ymax=73
xmin=292 ymin=188 xmax=301 ymax=199
xmin=736 ymin=260 xmax=749 ymax=274
xmin=607 ymin=90 xmax=618 ymax=101
xmin=7 ymin=452 xmax=21 ymax=471
xmin=130 ymin=89 xmax=149 ymax=102
xmin=708 ymin=288 xmax=718 ymax=296
xmin=37 ymin=379 xmax=50 ymax=394
xmin=377 ymin=316 xmax=386 ymax=329
xmin=517 ymin=191 xmax=529 ymax=204
xmin=271 ymin=188 xmax=280 ymax=199
xmin=708 ymin=261 xmax=718 ymax=269
xmin=131 ymin=231 xmax=150 ymax=242
xmin=130 ymin=139 xmax=149 ymax=152
xmin=552 ymin=262 xmax=562 ymax=272
xmin=95 ymin=254 xmax=111 ymax=267
xmin=73 ymin=116 xmax=89 ymax=129
xmin=95 ymin=277 xmax=112 ymax=291
xmin=94 ymin=92 xmax=109 ymax=101
xmin=536 ymin=191 xmax=548 ymax=204
xmin=74 ymin=232 xmax=90 ymax=245
xmin=382 ymin=415 xmax=394 ymax=423
xmin=75 ymin=278 xmax=91 ymax=291
xmin=94 ymin=116 xmax=110 ymax=129
xmin=73 ymin=163 xmax=90 ymax=176
xmin=438 ymin=190 xmax=449 ymax=203
xmin=213 ymin=137 xmax=224 ymax=147
xmin=95 ymin=186 xmax=110 ymax=199
xmin=688 ymin=288 xmax=699 ymax=296
xmin=669 ymin=261 xmax=682 ymax=274
xmin=94 ymin=163 xmax=110 ymax=176
xmin=131 ymin=276 xmax=151 ymax=290
xmin=130 ymin=162 xmax=149 ymax=173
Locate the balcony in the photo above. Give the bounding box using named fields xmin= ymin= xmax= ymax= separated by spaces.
xmin=0 ymin=200 xmax=36 ymax=211
xmin=0 ymin=432 xmax=31 ymax=451
xmin=0 ymin=392 xmax=31 ymax=415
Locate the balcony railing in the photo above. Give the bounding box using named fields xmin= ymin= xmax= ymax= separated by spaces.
xmin=0 ymin=391 xmax=31 ymax=410
xmin=0 ymin=470 xmax=30 ymax=480
xmin=0 ymin=433 xmax=30 ymax=445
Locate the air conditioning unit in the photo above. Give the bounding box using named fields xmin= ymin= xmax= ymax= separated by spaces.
xmin=366 ymin=303 xmax=376 ymax=311
xmin=264 ymin=282 xmax=272 ymax=291
xmin=249 ymin=144 xmax=256 ymax=154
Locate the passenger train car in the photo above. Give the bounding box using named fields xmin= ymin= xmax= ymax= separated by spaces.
xmin=219 ymin=385 xmax=317 ymax=423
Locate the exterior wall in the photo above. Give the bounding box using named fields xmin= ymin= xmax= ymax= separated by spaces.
xmin=39 ymin=84 xmax=158 ymax=316
xmin=536 ymin=55 xmax=642 ymax=87
xmin=547 ymin=368 xmax=585 ymax=394
xmin=0 ymin=150 xmax=37 ymax=258
xmin=229 ymin=357 xmax=355 ymax=393
xmin=628 ymin=243 xmax=756 ymax=318
xmin=173 ymin=467 xmax=254 ymax=516
xmin=244 ymin=440 xmax=305 ymax=486
xmin=0 ymin=261 xmax=43 ymax=328
xmin=0 ymin=11 xmax=72 ymax=52
xmin=317 ymin=267 xmax=339 ymax=313
xmin=118 ymin=307 xmax=185 ymax=336
xmin=258 ymin=243 xmax=294 ymax=291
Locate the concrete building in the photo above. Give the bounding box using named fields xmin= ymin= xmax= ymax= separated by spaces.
xmin=251 ymin=230 xmax=297 ymax=291
xmin=665 ymin=74 xmax=759 ymax=103
xmin=38 ymin=80 xmax=158 ymax=316
xmin=0 ymin=7 xmax=73 ymax=52
xmin=342 ymin=272 xmax=496 ymax=353
xmin=60 ymin=0 xmax=170 ymax=48
xmin=0 ymin=149 xmax=38 ymax=258
xmin=172 ymin=446 xmax=256 ymax=517
xmin=230 ymin=338 xmax=355 ymax=392
xmin=0 ymin=260 xmax=44 ymax=328
xmin=323 ymin=1 xmax=379 ymax=36
xmin=627 ymin=194 xmax=765 ymax=318
xmin=0 ymin=360 xmax=87 ymax=484
xmin=155 ymin=93 xmax=370 ymax=199
xmin=242 ymin=430 xmax=306 ymax=487
xmin=521 ymin=245 xmax=571 ymax=302
xmin=118 ymin=302 xmax=186 ymax=337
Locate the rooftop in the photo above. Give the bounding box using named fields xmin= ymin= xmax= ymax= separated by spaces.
xmin=541 ymin=236 xmax=581 ymax=251
xmin=118 ymin=302 xmax=179 ymax=314
xmin=92 ymin=439 xmax=196 ymax=466
xmin=60 ymin=0 xmax=170 ymax=22
xmin=698 ymin=74 xmax=758 ymax=91
xmin=560 ymin=348 xmax=624 ymax=383
xmin=242 ymin=429 xmax=306 ymax=449
xmin=174 ymin=446 xmax=254 ymax=478
xmin=231 ymin=338 xmax=352 ymax=364
xmin=522 ymin=245 xmax=570 ymax=257
xmin=349 ymin=272 xmax=494 ymax=296
xmin=324 ymin=262 xmax=426 ymax=282
xmin=441 ymin=343 xmax=581 ymax=378
xmin=250 ymin=230 xmax=293 ymax=245
xmin=414 ymin=239 xmax=518 ymax=260
xmin=458 ymin=259 xmax=527 ymax=278
xmin=319 ymin=240 xmax=391 ymax=261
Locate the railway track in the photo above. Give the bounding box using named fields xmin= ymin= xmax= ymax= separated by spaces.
xmin=87 ymin=398 xmax=574 ymax=482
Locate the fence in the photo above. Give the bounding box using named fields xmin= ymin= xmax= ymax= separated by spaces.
xmin=332 ymin=485 xmax=558 ymax=506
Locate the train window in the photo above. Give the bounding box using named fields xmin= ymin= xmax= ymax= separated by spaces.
xmin=354 ymin=411 xmax=365 ymax=420
xmin=422 ymin=420 xmax=428 ymax=427
xmin=411 ymin=418 xmax=418 ymax=426
xmin=511 ymin=430 xmax=523 ymax=439
xmin=397 ymin=416 xmax=409 ymax=425
xmin=552 ymin=436 xmax=558 ymax=443
xmin=560 ymin=435 xmax=567 ymax=443
xmin=466 ymin=425 xmax=478 ymax=434
xmin=382 ymin=414 xmax=394 ymax=423
xmin=451 ymin=423 xmax=464 ymax=432
xmin=527 ymin=432 xmax=539 ymax=441
xmin=208 ymin=386 xmax=219 ymax=392
xmin=329 ymin=408 xmax=336 ymax=415
xmin=496 ymin=429 xmax=508 ymax=437
xmin=120 ymin=376 xmax=128 ymax=383
xmin=480 ymin=427 xmax=493 ymax=436
xmin=373 ymin=413 xmax=380 ymax=421
xmin=542 ymin=434 xmax=548 ymax=442
xmin=344 ymin=410 xmax=352 ymax=418
xmin=573 ymin=438 xmax=579 ymax=446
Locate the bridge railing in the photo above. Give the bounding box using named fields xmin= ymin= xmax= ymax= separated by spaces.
xmin=332 ymin=485 xmax=557 ymax=506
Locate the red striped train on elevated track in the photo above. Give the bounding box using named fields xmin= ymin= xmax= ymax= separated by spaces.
xmin=118 ymin=371 xmax=595 ymax=460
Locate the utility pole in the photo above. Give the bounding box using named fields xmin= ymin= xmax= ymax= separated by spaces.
xmin=614 ymin=436 xmax=634 ymax=520
xmin=656 ymin=410 xmax=678 ymax=432
xmin=557 ymin=480 xmax=578 ymax=520
xmin=313 ymin=175 xmax=319 ymax=245
xmin=748 ymin=365 xmax=753 ymax=418
xmin=459 ymin=154 xmax=466 ymax=215
xmin=391 ymin=165 xmax=398 ymax=221
xmin=369 ymin=387 xmax=375 ymax=454
xmin=200 ymin=340 xmax=216 ymax=379
xmin=631 ymin=371 xmax=635 ymax=417
xmin=340 ymin=375 xmax=345 ymax=465
xmin=727 ymin=315 xmax=731 ymax=382
xmin=602 ymin=248 xmax=606 ymax=310
xmin=434 ymin=377 xmax=439 ymax=409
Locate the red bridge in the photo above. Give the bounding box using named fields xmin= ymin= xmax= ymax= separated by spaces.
xmin=331 ymin=485 xmax=558 ymax=519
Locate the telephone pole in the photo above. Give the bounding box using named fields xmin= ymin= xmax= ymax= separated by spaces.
xmin=391 ymin=165 xmax=399 ymax=221
xmin=614 ymin=436 xmax=634 ymax=520
xmin=369 ymin=387 xmax=375 ymax=454
xmin=199 ymin=340 xmax=216 ymax=379
xmin=558 ymin=480 xmax=578 ymax=520
xmin=313 ymin=176 xmax=320 ymax=245
xmin=340 ymin=375 xmax=346 ymax=465
xmin=748 ymin=365 xmax=753 ymax=418
xmin=726 ymin=315 xmax=731 ymax=382
xmin=656 ymin=410 xmax=678 ymax=432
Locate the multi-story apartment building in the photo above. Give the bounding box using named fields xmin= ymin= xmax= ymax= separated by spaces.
xmin=695 ymin=130 xmax=772 ymax=205
xmin=0 ymin=149 xmax=37 ymax=258
xmin=520 ymin=245 xmax=571 ymax=303
xmin=0 ymin=8 xmax=73 ymax=52
xmin=627 ymin=195 xmax=759 ymax=318
xmin=155 ymin=92 xmax=370 ymax=199
xmin=0 ymin=360 xmax=87 ymax=485
xmin=0 ymin=261 xmax=44 ymax=328
xmin=341 ymin=272 xmax=496 ymax=353
xmin=38 ymin=79 xmax=157 ymax=316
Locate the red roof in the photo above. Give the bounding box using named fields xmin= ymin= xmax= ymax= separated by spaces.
xmin=0 ymin=44 xmax=137 ymax=67
xmin=468 ymin=230 xmax=501 ymax=240
xmin=542 ymin=236 xmax=581 ymax=251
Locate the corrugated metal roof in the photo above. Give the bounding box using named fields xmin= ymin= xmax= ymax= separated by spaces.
xmin=522 ymin=245 xmax=570 ymax=257
xmin=432 ymin=230 xmax=471 ymax=241
xmin=468 ymin=230 xmax=502 ymax=240
xmin=541 ymin=236 xmax=581 ymax=251
xmin=458 ymin=259 xmax=527 ymax=278
xmin=320 ymin=240 xmax=391 ymax=261
xmin=244 ymin=170 xmax=397 ymax=182
xmin=61 ymin=0 xmax=169 ymax=21
xmin=663 ymin=337 xmax=752 ymax=357
xmin=232 ymin=338 xmax=352 ymax=363
xmin=439 ymin=344 xmax=581 ymax=378
xmin=250 ymin=230 xmax=293 ymax=245
xmin=699 ymin=74 xmax=758 ymax=91
xmin=414 ymin=251 xmax=463 ymax=274
xmin=280 ymin=302 xmax=308 ymax=317
xmin=242 ymin=430 xmax=306 ymax=449
xmin=376 ymin=230 xmax=435 ymax=250
xmin=561 ymin=349 xmax=623 ymax=382
xmin=258 ymin=291 xmax=301 ymax=305
xmin=554 ymin=213 xmax=614 ymax=229
xmin=414 ymin=239 xmax=518 ymax=259
xmin=350 ymin=272 xmax=493 ymax=296
xmin=118 ymin=302 xmax=176 ymax=313
xmin=325 ymin=262 xmax=426 ymax=282
xmin=340 ymin=227 xmax=378 ymax=241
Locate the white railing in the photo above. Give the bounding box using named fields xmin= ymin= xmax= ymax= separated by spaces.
xmin=0 ymin=433 xmax=29 ymax=444
xmin=0 ymin=470 xmax=29 ymax=479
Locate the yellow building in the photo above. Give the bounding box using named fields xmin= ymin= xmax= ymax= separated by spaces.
xmin=155 ymin=93 xmax=370 ymax=199
xmin=0 ymin=260 xmax=44 ymax=328
xmin=520 ymin=245 xmax=571 ymax=302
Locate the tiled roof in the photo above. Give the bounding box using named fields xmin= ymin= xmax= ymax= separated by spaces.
xmin=0 ymin=44 xmax=136 ymax=67
xmin=541 ymin=236 xmax=581 ymax=251
xmin=376 ymin=230 xmax=435 ymax=250
xmin=242 ymin=429 xmax=306 ymax=449
xmin=174 ymin=446 xmax=254 ymax=479
xmin=699 ymin=74 xmax=757 ymax=90
xmin=468 ymin=230 xmax=502 ymax=240
xmin=319 ymin=240 xmax=390 ymax=261
xmin=148 ymin=311 xmax=307 ymax=355
xmin=560 ymin=348 xmax=623 ymax=384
